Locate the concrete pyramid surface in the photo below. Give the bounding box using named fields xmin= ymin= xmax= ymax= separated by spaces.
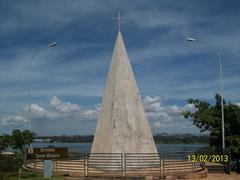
xmin=91 ymin=32 xmax=157 ymax=154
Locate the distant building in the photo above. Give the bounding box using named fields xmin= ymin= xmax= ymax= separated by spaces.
xmin=34 ymin=138 xmax=51 ymax=143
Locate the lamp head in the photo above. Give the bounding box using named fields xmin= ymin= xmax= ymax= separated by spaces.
xmin=48 ymin=42 xmax=57 ymax=47
xmin=186 ymin=37 xmax=196 ymax=42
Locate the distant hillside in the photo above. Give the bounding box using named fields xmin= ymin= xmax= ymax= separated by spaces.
xmin=36 ymin=133 xmax=209 ymax=144
xmin=153 ymin=133 xmax=209 ymax=144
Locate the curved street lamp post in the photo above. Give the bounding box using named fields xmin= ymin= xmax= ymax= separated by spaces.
xmin=28 ymin=42 xmax=57 ymax=152
xmin=186 ymin=37 xmax=225 ymax=149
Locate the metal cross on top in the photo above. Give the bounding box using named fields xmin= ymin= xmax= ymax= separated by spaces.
xmin=112 ymin=12 xmax=123 ymax=32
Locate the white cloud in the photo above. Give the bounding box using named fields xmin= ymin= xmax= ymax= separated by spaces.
xmin=154 ymin=122 xmax=161 ymax=128
xmin=24 ymin=104 xmax=56 ymax=119
xmin=143 ymin=96 xmax=164 ymax=112
xmin=0 ymin=96 xmax=100 ymax=134
xmin=23 ymin=96 xmax=99 ymax=121
xmin=143 ymin=96 xmax=162 ymax=104
xmin=127 ymin=9 xmax=191 ymax=29
xmin=1 ymin=95 xmax=200 ymax=135
xmin=50 ymin=96 xmax=81 ymax=112
xmin=49 ymin=96 xmax=99 ymax=120
xmin=143 ymin=96 xmax=198 ymax=133
xmin=184 ymin=103 xmax=197 ymax=112
xmin=82 ymin=109 xmax=99 ymax=119
xmin=170 ymin=105 xmax=181 ymax=114
xmin=30 ymin=104 xmax=49 ymax=118
xmin=24 ymin=95 xmax=198 ymax=134
xmin=1 ymin=116 xmax=27 ymax=126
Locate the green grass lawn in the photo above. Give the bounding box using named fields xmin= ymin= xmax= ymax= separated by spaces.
xmin=0 ymin=170 xmax=64 ymax=180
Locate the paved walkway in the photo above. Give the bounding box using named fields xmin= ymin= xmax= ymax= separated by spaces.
xmin=63 ymin=177 xmax=144 ymax=180
xmin=62 ymin=173 xmax=240 ymax=180
xmin=202 ymin=172 xmax=240 ymax=180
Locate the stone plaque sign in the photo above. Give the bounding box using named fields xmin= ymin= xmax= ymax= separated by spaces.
xmin=44 ymin=160 xmax=52 ymax=178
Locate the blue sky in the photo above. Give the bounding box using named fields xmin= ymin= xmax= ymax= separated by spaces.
xmin=0 ymin=0 xmax=239 ymax=135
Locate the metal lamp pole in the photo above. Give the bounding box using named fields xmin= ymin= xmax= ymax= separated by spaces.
xmin=28 ymin=42 xmax=57 ymax=152
xmin=186 ymin=37 xmax=225 ymax=149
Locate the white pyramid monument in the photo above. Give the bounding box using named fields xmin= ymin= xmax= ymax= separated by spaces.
xmin=91 ymin=31 xmax=157 ymax=154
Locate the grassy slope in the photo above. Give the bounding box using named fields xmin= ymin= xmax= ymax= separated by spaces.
xmin=0 ymin=170 xmax=63 ymax=180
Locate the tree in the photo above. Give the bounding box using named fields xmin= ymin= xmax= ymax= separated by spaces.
xmin=182 ymin=94 xmax=240 ymax=172
xmin=0 ymin=129 xmax=36 ymax=173
xmin=0 ymin=134 xmax=12 ymax=152
xmin=11 ymin=129 xmax=36 ymax=154
xmin=0 ymin=129 xmax=35 ymax=154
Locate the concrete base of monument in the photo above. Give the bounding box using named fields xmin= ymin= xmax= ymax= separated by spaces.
xmin=23 ymin=159 xmax=208 ymax=179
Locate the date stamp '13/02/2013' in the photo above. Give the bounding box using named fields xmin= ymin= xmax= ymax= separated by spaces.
xmin=188 ymin=154 xmax=229 ymax=163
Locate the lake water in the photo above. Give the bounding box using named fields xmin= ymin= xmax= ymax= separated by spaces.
xmin=32 ymin=142 xmax=207 ymax=153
